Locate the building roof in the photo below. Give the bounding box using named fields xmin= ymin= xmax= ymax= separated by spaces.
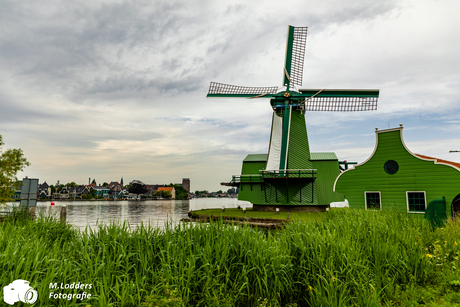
xmin=92 ymin=186 xmax=109 ymax=191
xmin=243 ymin=154 xmax=268 ymax=162
xmin=242 ymin=152 xmax=338 ymax=162
xmin=415 ymin=154 xmax=460 ymax=169
xmin=310 ymin=152 xmax=338 ymax=161
xmin=39 ymin=182 xmax=49 ymax=189
xmin=157 ymin=187 xmax=174 ymax=192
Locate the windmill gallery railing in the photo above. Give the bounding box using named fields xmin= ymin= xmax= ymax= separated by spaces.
xmin=230 ymin=169 xmax=317 ymax=184
xmin=228 ymin=169 xmax=317 ymax=205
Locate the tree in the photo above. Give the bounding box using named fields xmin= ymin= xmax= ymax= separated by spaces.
xmin=0 ymin=135 xmax=30 ymax=204
xmin=89 ymin=189 xmax=97 ymax=198
xmin=66 ymin=182 xmax=77 ymax=187
xmin=128 ymin=180 xmax=147 ymax=194
xmin=155 ymin=190 xmax=172 ymax=198
xmin=168 ymin=184 xmax=188 ymax=200
xmin=102 ymin=182 xmax=108 ymax=187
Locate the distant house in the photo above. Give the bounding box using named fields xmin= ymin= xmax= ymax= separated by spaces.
xmin=91 ymin=186 xmax=110 ymax=198
xmin=145 ymin=184 xmax=166 ymax=197
xmin=67 ymin=186 xmax=90 ymax=199
xmin=156 ymin=187 xmax=175 ymax=199
xmin=59 ymin=187 xmax=70 ymax=199
xmin=109 ymin=190 xmax=125 ymax=199
xmin=13 ymin=181 xmax=22 ymax=199
xmin=38 ymin=182 xmax=51 ymax=198
xmin=108 ymin=182 xmax=122 ymax=192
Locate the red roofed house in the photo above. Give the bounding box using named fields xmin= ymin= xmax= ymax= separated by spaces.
xmin=156 ymin=186 xmax=176 ymax=199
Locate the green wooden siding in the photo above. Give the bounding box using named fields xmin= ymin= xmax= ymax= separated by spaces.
xmin=239 ymin=155 xmax=266 ymax=204
xmin=335 ymin=128 xmax=460 ymax=215
xmin=239 ymin=183 xmax=265 ymax=204
xmin=312 ymin=160 xmax=344 ymax=205
xmin=287 ymin=110 xmax=313 ymax=169
xmin=241 ymin=160 xmax=266 ymax=175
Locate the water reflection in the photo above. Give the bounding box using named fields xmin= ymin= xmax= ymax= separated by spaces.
xmin=35 ymin=198 xmax=252 ymax=231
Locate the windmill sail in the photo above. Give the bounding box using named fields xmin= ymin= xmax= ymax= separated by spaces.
xmin=289 ymin=27 xmax=308 ymax=86
xmin=207 ymin=82 xmax=278 ymax=97
xmin=304 ymin=96 xmax=378 ymax=111
xmin=300 ymin=89 xmax=379 ymax=111
xmin=283 ymin=26 xmax=308 ymax=88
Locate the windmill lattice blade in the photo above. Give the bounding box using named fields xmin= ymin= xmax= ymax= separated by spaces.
xmin=208 ymin=82 xmax=278 ymax=96
xmin=290 ymin=27 xmax=308 ymax=86
xmin=305 ymin=96 xmax=378 ymax=111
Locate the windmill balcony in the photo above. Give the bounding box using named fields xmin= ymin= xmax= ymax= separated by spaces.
xmin=261 ymin=169 xmax=317 ymax=180
xmin=227 ymin=169 xmax=317 ymax=185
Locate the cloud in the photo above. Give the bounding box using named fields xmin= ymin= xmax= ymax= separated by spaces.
xmin=2 ymin=0 xmax=459 ymax=191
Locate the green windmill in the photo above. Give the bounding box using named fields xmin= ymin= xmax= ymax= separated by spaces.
xmin=208 ymin=26 xmax=379 ymax=211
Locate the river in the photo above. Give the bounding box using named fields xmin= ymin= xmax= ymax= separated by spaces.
xmin=33 ymin=198 xmax=252 ymax=231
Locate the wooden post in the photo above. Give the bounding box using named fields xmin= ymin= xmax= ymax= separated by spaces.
xmin=60 ymin=205 xmax=67 ymax=223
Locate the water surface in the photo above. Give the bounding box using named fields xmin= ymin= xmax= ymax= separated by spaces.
xmin=34 ymin=198 xmax=251 ymax=231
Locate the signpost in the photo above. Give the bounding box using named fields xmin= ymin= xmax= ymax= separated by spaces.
xmin=20 ymin=178 xmax=38 ymax=218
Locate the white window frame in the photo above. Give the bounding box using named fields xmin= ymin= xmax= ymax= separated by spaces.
xmin=406 ymin=191 xmax=427 ymax=214
xmin=364 ymin=191 xmax=382 ymax=210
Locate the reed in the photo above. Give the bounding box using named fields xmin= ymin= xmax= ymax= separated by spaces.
xmin=0 ymin=209 xmax=458 ymax=306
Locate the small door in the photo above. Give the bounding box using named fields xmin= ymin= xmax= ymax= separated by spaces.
xmin=452 ymin=194 xmax=460 ymax=218
xmin=424 ymin=197 xmax=447 ymax=229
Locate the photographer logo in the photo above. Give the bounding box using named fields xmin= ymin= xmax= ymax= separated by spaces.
xmin=3 ymin=279 xmax=38 ymax=305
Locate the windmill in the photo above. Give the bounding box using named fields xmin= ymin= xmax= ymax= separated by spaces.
xmin=207 ymin=26 xmax=379 ymax=209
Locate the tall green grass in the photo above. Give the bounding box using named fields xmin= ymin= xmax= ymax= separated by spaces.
xmin=0 ymin=209 xmax=459 ymax=306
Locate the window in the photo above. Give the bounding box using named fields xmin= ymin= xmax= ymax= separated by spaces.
xmin=365 ymin=192 xmax=381 ymax=210
xmin=384 ymin=160 xmax=399 ymax=175
xmin=407 ymin=192 xmax=426 ymax=212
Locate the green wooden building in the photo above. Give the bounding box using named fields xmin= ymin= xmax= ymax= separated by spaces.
xmin=334 ymin=125 xmax=460 ymax=217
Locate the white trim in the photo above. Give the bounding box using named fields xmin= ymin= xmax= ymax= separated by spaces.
xmin=406 ymin=191 xmax=427 ymax=214
xmin=283 ymin=105 xmax=292 ymax=170
xmin=364 ymin=191 xmax=382 ymax=210
xmin=266 ymin=112 xmax=283 ymax=171
xmin=334 ymin=129 xmax=381 ymax=191
xmin=398 ymin=129 xmax=460 ymax=172
xmin=375 ymin=127 xmax=403 ymax=134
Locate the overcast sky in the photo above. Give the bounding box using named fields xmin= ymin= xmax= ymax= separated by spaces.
xmin=1 ymin=0 xmax=459 ymax=191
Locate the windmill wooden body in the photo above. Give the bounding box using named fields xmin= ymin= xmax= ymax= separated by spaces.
xmin=208 ymin=26 xmax=379 ymax=210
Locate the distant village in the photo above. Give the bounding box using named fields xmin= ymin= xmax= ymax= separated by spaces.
xmin=13 ymin=177 xmax=238 ymax=200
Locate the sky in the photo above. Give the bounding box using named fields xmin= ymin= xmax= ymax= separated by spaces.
xmin=1 ymin=0 xmax=459 ymax=192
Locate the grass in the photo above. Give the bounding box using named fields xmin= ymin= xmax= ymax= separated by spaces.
xmin=0 ymin=209 xmax=459 ymax=306
xmin=190 ymin=208 xmax=325 ymax=222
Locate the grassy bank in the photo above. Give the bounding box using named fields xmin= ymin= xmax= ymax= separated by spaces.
xmin=190 ymin=208 xmax=325 ymax=222
xmin=0 ymin=209 xmax=459 ymax=306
